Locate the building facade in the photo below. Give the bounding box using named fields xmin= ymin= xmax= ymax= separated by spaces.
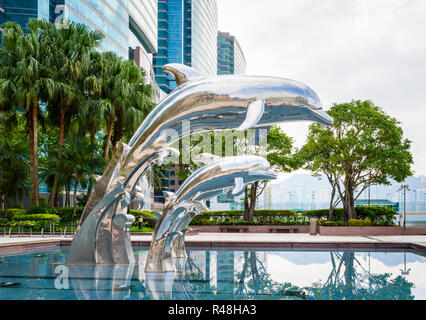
xmin=1 ymin=1 xmax=158 ymax=78
xmin=217 ymin=31 xmax=246 ymax=75
xmin=0 ymin=0 xmax=54 ymax=30
xmin=0 ymin=0 xmax=158 ymax=209
xmin=153 ymin=0 xmax=218 ymax=93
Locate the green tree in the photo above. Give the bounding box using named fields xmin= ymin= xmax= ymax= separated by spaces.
xmin=41 ymin=138 xmax=105 ymax=213
xmin=0 ymin=114 xmax=29 ymax=208
xmin=101 ymin=52 xmax=154 ymax=157
xmin=243 ymin=126 xmax=295 ymax=221
xmin=296 ymin=100 xmax=413 ymax=220
xmin=0 ymin=19 xmax=57 ymax=206
xmin=41 ymin=20 xmax=104 ymax=207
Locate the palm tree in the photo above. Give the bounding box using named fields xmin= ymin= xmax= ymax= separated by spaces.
xmin=101 ymin=52 xmax=155 ymax=157
xmin=62 ymin=139 xmax=105 ymax=215
xmin=41 ymin=138 xmax=105 ymax=213
xmin=0 ymin=136 xmax=29 ymax=208
xmin=0 ymin=19 xmax=58 ymax=206
xmin=40 ymin=21 xmax=104 ymax=207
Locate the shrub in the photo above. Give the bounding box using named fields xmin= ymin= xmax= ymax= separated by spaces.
xmin=12 ymin=202 xmax=24 ymax=209
xmin=39 ymin=197 xmax=49 ymax=208
xmin=27 ymin=205 xmax=49 ymax=214
xmin=77 ymin=194 xmax=88 ymax=207
xmin=49 ymin=207 xmax=84 ymax=219
xmin=129 ymin=210 xmax=158 ymax=219
xmin=355 ymin=206 xmax=396 ymax=225
xmin=318 ymin=220 xmax=348 ymax=226
xmin=11 ymin=214 xmax=60 ymax=221
xmin=129 ymin=210 xmax=159 ymax=228
xmin=8 ymin=220 xmax=38 ymax=227
xmin=190 ymin=211 xmax=309 ymax=226
xmin=348 ymin=219 xmax=372 ymax=226
xmin=0 ymin=208 xmax=26 ymax=219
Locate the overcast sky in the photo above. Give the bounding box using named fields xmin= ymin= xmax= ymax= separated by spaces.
xmin=217 ymin=0 xmax=426 ymax=180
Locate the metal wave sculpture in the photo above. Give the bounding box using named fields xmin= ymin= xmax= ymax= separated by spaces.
xmin=67 ymin=63 xmax=333 ymax=265
xmin=145 ymin=155 xmax=277 ymax=273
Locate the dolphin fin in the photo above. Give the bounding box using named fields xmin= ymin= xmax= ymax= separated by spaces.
xmin=163 ymin=63 xmax=207 ymax=86
xmin=192 ymin=153 xmax=221 ymax=166
xmin=152 ymin=211 xmax=162 ymax=219
xmin=232 ymin=177 xmax=245 ymax=195
xmin=192 ymin=200 xmax=209 ymax=213
xmin=163 ymin=191 xmax=176 ymax=207
xmin=237 ymin=99 xmax=265 ymax=131
xmin=183 ymin=228 xmax=192 ymax=235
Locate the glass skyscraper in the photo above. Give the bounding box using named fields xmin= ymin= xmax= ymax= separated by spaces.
xmin=154 ymin=0 xmax=218 ymax=93
xmin=0 ymin=0 xmax=158 ymax=209
xmin=0 ymin=0 xmax=54 ymax=32
xmin=1 ymin=1 xmax=157 ymax=61
xmin=217 ymin=31 xmax=246 ymax=75
xmin=0 ymin=0 xmax=161 ymax=97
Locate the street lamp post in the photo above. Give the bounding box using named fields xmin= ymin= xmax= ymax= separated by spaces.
xmin=312 ymin=191 xmax=315 ymax=210
xmin=413 ymin=189 xmax=417 ymax=213
xmin=423 ymin=192 xmax=426 ymax=213
xmin=289 ymin=191 xmax=293 ymax=210
xmin=398 ymin=184 xmax=410 ymax=229
xmin=368 ymin=186 xmax=371 ymax=206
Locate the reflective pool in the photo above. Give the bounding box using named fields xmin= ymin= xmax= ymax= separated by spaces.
xmin=0 ymin=248 xmax=425 ymax=300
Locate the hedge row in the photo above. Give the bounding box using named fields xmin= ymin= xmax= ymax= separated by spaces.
xmin=0 ymin=207 xmax=84 ymax=219
xmin=128 ymin=210 xmax=158 ymax=228
xmin=0 ymin=206 xmax=398 ymax=227
xmin=11 ymin=214 xmax=60 ymax=221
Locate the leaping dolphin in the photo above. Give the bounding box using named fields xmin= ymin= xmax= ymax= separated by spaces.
xmin=83 ymin=63 xmax=333 ymax=223
xmin=145 ymin=155 xmax=278 ymax=273
xmin=68 ymin=63 xmax=333 ymax=265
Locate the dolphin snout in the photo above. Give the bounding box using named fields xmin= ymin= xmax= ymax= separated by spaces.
xmin=311 ymin=109 xmax=334 ymax=126
xmin=264 ymin=169 xmax=278 ymax=180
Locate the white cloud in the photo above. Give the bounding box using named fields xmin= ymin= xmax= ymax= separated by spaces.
xmin=217 ymin=0 xmax=426 ymax=175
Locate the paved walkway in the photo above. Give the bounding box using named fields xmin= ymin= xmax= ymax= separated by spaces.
xmin=1 ymin=233 xmax=426 ymax=246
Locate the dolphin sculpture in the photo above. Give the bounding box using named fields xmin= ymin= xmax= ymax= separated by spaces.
xmin=68 ymin=63 xmax=333 ymax=265
xmin=145 ymin=155 xmax=278 ymax=273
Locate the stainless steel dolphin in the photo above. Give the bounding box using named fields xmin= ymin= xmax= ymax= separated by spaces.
xmin=68 ymin=63 xmax=333 ymax=265
xmin=145 ymin=155 xmax=277 ymax=273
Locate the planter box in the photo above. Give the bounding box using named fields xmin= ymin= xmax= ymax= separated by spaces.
xmin=318 ymin=226 xmax=426 ymax=236
xmin=189 ymin=225 xmax=309 ymax=233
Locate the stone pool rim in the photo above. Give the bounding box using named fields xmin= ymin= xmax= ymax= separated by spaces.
xmin=1 ymin=238 xmax=425 ymax=257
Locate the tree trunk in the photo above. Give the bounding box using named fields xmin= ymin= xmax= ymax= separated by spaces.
xmin=248 ymin=182 xmax=258 ymax=221
xmin=244 ymin=186 xmax=250 ymax=220
xmin=73 ymin=178 xmax=78 ymax=216
xmin=65 ymin=182 xmax=71 ymax=207
xmin=244 ymin=182 xmax=258 ymax=222
xmin=28 ymin=101 xmax=39 ymax=207
xmin=4 ymin=196 xmax=9 ymax=210
xmin=104 ymin=113 xmax=114 ymax=160
xmin=111 ymin=111 xmax=122 ymax=155
xmin=343 ymin=178 xmax=357 ymax=220
xmin=86 ymin=125 xmax=97 ymax=199
xmin=49 ymin=105 xmax=66 ymax=208
xmin=328 ymin=186 xmax=336 ymax=220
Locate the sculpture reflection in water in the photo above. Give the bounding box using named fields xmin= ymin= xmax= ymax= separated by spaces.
xmin=145 ymin=155 xmax=277 ymax=273
xmin=67 ymin=62 xmax=334 ymax=265
xmin=67 ymin=263 xmax=135 ymax=300
xmin=63 ymin=250 xmax=415 ymax=300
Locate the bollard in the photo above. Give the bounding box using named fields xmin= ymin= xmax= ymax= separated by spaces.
xmin=138 ymin=216 xmax=143 ymax=230
xmin=309 ymin=218 xmax=317 ymax=236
